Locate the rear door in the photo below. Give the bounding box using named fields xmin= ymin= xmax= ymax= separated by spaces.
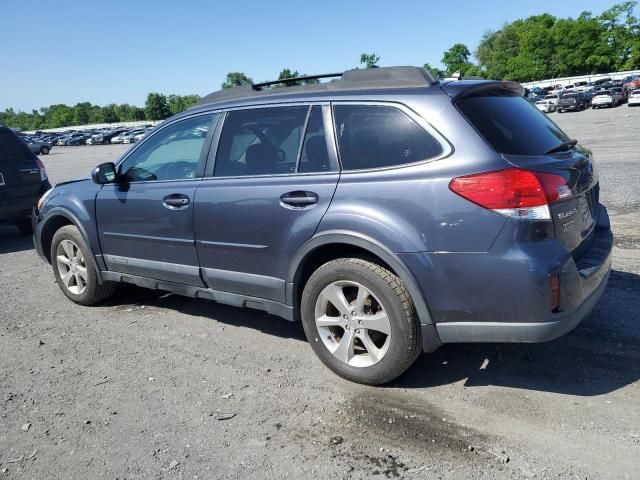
xmin=0 ymin=128 xmax=43 ymax=218
xmin=194 ymin=104 xmax=340 ymax=303
xmin=456 ymin=94 xmax=599 ymax=255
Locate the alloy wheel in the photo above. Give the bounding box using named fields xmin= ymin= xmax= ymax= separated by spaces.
xmin=314 ymin=280 xmax=392 ymax=367
xmin=56 ymin=239 xmax=88 ymax=295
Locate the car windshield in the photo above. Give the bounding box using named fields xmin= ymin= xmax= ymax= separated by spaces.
xmin=562 ymin=94 xmax=578 ymax=98
xmin=594 ymin=92 xmax=611 ymax=96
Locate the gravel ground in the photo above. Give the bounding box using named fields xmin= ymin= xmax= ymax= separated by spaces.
xmin=1 ymin=105 xmax=639 ymax=479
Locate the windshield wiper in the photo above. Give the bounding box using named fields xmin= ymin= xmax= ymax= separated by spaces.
xmin=544 ymin=139 xmax=578 ymax=155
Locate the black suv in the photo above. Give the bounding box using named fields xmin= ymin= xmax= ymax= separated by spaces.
xmin=0 ymin=126 xmax=51 ymax=233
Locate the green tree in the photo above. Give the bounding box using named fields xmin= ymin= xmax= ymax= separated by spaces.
xmin=102 ymin=104 xmax=119 ymax=123
xmin=73 ymin=102 xmax=92 ymax=125
xmin=360 ymin=53 xmax=380 ymax=68
xmin=167 ymin=94 xmax=201 ymax=115
xmin=221 ymin=72 xmax=253 ymax=89
xmin=144 ymin=93 xmax=170 ymax=121
xmin=422 ymin=63 xmax=446 ymax=78
xmin=442 ymin=43 xmax=473 ymax=75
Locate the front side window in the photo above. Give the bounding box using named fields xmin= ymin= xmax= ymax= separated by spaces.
xmin=119 ymin=114 xmax=214 ymax=182
xmin=215 ymin=106 xmax=308 ymax=177
xmin=333 ymin=104 xmax=443 ymax=170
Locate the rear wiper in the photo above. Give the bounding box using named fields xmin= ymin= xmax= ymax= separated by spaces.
xmin=544 ymin=139 xmax=578 ymax=155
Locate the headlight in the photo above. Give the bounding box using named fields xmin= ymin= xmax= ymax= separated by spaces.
xmin=37 ymin=187 xmax=54 ymax=210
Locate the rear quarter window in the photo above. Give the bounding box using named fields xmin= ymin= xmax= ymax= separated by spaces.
xmin=456 ymin=95 xmax=570 ymax=156
xmin=333 ymin=105 xmax=443 ymax=170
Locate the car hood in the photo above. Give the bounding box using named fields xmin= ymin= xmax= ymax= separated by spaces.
xmin=55 ymin=176 xmax=91 ymax=188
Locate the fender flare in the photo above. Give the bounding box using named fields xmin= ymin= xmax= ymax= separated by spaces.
xmin=287 ymin=230 xmax=434 ymax=326
xmin=39 ymin=207 xmax=105 ymax=283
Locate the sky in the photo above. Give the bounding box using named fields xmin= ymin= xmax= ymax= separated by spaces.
xmin=0 ymin=0 xmax=624 ymax=111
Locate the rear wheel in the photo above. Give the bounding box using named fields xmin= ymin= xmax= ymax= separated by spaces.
xmin=41 ymin=146 xmax=50 ymax=155
xmin=301 ymin=258 xmax=421 ymax=385
xmin=14 ymin=218 xmax=32 ymax=235
xmin=51 ymin=225 xmax=115 ymax=305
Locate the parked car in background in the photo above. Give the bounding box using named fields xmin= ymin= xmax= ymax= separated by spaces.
xmin=628 ymin=89 xmax=640 ymax=107
xmin=64 ymin=133 xmax=88 ymax=146
xmin=543 ymin=94 xmax=559 ymax=106
xmin=535 ymin=99 xmax=556 ymax=113
xmin=610 ymin=87 xmax=626 ymax=103
xmin=556 ymin=92 xmax=587 ymax=112
xmin=623 ymin=76 xmax=640 ymax=92
xmin=121 ymin=129 xmax=145 ymax=144
xmin=32 ymin=67 xmax=612 ymax=385
xmin=133 ymin=129 xmax=151 ymax=142
xmin=109 ymin=131 xmax=130 ymax=144
xmin=24 ymin=139 xmax=52 ymax=155
xmin=0 ymin=126 xmax=51 ymax=234
xmin=592 ymin=90 xmax=618 ymax=108
xmin=91 ymin=128 xmax=127 ymax=145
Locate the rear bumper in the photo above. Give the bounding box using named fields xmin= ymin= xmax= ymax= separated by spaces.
xmin=401 ymin=204 xmax=612 ymax=348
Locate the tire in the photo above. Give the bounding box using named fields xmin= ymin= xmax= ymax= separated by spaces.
xmin=41 ymin=146 xmax=50 ymax=155
xmin=14 ymin=218 xmax=33 ymax=235
xmin=300 ymin=258 xmax=421 ymax=385
xmin=50 ymin=225 xmax=115 ymax=305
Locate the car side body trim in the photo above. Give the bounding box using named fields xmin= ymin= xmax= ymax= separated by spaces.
xmin=100 ymin=271 xmax=294 ymax=320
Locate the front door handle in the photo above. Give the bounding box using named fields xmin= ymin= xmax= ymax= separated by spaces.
xmin=163 ymin=194 xmax=190 ymax=209
xmin=280 ymin=191 xmax=318 ymax=207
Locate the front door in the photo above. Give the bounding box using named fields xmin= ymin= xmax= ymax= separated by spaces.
xmin=96 ymin=113 xmax=217 ymax=286
xmin=194 ymin=105 xmax=340 ymax=302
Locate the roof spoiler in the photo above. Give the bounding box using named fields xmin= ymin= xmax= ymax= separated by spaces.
xmin=441 ymin=80 xmax=524 ymax=100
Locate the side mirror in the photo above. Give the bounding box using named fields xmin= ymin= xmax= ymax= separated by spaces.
xmin=92 ymin=162 xmax=118 ymax=184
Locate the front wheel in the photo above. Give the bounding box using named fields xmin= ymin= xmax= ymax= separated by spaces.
xmin=41 ymin=146 xmax=50 ymax=155
xmin=50 ymin=225 xmax=115 ymax=305
xmin=301 ymin=258 xmax=421 ymax=385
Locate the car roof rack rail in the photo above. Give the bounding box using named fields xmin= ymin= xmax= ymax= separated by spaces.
xmin=194 ymin=66 xmax=437 ymax=107
xmin=252 ymin=73 xmax=343 ymax=91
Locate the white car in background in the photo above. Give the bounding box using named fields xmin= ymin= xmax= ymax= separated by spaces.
xmin=628 ymin=89 xmax=640 ymax=107
xmin=535 ymin=100 xmax=556 ymax=113
xmin=544 ymin=94 xmax=559 ymax=106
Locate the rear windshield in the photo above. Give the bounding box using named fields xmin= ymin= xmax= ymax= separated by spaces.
xmin=594 ymin=91 xmax=611 ymax=96
xmin=456 ymin=95 xmax=569 ymax=156
xmin=0 ymin=130 xmax=32 ymax=161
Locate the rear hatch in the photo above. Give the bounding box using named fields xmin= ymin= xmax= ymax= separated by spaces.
xmin=0 ymin=128 xmax=46 ymax=217
xmin=446 ymin=83 xmax=599 ymax=256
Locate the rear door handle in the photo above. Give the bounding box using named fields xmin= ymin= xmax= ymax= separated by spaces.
xmin=163 ymin=194 xmax=190 ymax=209
xmin=280 ymin=191 xmax=318 ymax=207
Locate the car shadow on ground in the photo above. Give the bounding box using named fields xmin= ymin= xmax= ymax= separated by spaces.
xmin=106 ymin=269 xmax=639 ymax=397
xmin=104 ymin=284 xmax=307 ymax=342
xmin=0 ymin=225 xmax=34 ymax=254
xmin=392 ymin=269 xmax=640 ymax=396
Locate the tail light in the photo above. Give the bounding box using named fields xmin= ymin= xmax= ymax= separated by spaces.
xmin=449 ymin=168 xmax=572 ymax=221
xmin=35 ymin=157 xmax=48 ymax=181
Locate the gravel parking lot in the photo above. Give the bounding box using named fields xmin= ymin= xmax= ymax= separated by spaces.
xmin=1 ymin=105 xmax=639 ymax=479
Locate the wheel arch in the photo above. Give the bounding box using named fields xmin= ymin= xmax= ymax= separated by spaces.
xmin=288 ymin=230 xmax=434 ymax=327
xmin=38 ymin=209 xmax=103 ymax=283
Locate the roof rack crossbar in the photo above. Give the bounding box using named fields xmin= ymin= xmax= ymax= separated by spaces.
xmin=252 ymin=72 xmax=343 ymax=91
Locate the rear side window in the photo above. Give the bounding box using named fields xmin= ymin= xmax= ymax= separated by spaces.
xmin=456 ymin=95 xmax=570 ymax=156
xmin=215 ymin=106 xmax=308 ymax=177
xmin=0 ymin=131 xmax=32 ymax=161
xmin=333 ymin=105 xmax=443 ymax=170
